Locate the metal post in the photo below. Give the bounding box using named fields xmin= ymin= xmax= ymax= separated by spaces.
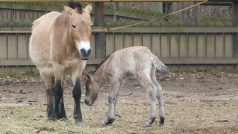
xmin=94 ymin=2 xmax=106 ymax=59
xmin=232 ymin=2 xmax=238 ymax=71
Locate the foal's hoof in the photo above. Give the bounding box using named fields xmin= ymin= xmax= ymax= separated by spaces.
xmin=102 ymin=118 xmax=115 ymax=126
xmin=159 ymin=117 xmax=165 ymax=125
xmin=145 ymin=117 xmax=156 ymax=127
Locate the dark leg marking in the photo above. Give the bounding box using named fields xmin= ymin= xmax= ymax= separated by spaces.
xmin=73 ymin=79 xmax=82 ymax=123
xmin=52 ymin=80 xmax=63 ymax=120
xmin=46 ymin=88 xmax=54 ymax=118
xmin=58 ymin=97 xmax=67 ymax=119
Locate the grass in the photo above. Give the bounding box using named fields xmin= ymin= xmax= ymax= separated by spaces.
xmin=0 ymin=69 xmax=39 ymax=78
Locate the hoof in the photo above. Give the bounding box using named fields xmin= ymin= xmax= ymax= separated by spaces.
xmin=75 ymin=120 xmax=83 ymax=126
xmin=159 ymin=117 xmax=165 ymax=125
xmin=102 ymin=118 xmax=115 ymax=126
xmin=145 ymin=117 xmax=156 ymax=127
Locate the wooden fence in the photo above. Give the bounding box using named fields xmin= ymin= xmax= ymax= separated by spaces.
xmin=0 ymin=27 xmax=238 ymax=71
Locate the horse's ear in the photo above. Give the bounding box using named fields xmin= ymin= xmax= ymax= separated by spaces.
xmin=64 ymin=6 xmax=75 ymax=15
xmin=83 ymin=4 xmax=92 ymax=14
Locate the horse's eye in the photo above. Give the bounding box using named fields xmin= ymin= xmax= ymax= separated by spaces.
xmin=72 ymin=24 xmax=76 ymax=28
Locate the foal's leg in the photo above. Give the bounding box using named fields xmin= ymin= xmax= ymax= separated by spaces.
xmin=52 ymin=63 xmax=65 ymax=120
xmin=139 ymin=74 xmax=158 ymax=126
xmin=40 ymin=72 xmax=54 ymax=119
xmin=103 ymin=80 xmax=121 ymax=125
xmin=71 ymin=61 xmax=86 ymax=123
xmin=152 ymin=76 xmax=165 ymax=125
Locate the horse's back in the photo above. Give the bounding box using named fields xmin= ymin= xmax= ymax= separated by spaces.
xmin=106 ymin=46 xmax=153 ymax=76
xmin=29 ymin=11 xmax=61 ymax=74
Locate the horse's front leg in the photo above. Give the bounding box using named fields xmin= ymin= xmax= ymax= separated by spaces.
xmin=103 ymin=80 xmax=121 ymax=125
xmin=52 ymin=63 xmax=66 ymax=120
xmin=72 ymin=61 xmax=86 ymax=124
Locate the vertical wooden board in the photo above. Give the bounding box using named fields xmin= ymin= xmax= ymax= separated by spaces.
xmin=224 ymin=34 xmax=233 ymax=58
xmin=170 ymin=34 xmax=179 ymax=58
xmin=115 ymin=34 xmax=124 ymax=51
xmin=152 ymin=34 xmax=161 ymax=56
xmin=206 ymin=35 xmax=215 ymax=58
xmin=161 ymin=34 xmax=169 ymax=58
xmin=179 ymin=34 xmax=188 ymax=57
xmin=8 ymin=34 xmax=17 ymax=59
xmin=124 ymin=34 xmax=133 ymax=48
xmin=133 ymin=34 xmax=142 ymax=46
xmin=197 ymin=35 xmax=206 ymax=58
xmin=170 ymin=65 xmax=180 ymax=71
xmin=142 ymin=34 xmax=151 ymax=50
xmin=215 ymin=34 xmax=224 ymax=58
xmin=90 ymin=34 xmax=96 ymax=60
xmin=188 ymin=35 xmax=197 ymax=58
xmin=0 ymin=34 xmax=7 ymax=59
xmin=17 ymin=35 xmax=28 ymax=59
xmin=106 ymin=34 xmax=114 ymax=56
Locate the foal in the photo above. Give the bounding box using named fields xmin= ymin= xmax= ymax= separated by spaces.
xmin=84 ymin=46 xmax=167 ymax=126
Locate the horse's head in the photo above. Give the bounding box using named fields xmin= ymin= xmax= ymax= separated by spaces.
xmin=64 ymin=5 xmax=93 ymax=60
xmin=84 ymin=73 xmax=99 ymax=106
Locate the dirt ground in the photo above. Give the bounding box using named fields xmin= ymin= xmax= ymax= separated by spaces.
xmin=0 ymin=72 xmax=238 ymax=134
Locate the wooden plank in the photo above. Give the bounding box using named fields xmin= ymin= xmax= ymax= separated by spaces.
xmin=161 ymin=34 xmax=169 ymax=58
xmin=225 ymin=34 xmax=233 ymax=58
xmin=143 ymin=34 xmax=152 ymax=50
xmin=206 ymin=34 xmax=215 ymax=58
xmin=0 ymin=34 xmax=7 ymax=59
xmin=133 ymin=34 xmax=142 ymax=46
xmin=0 ymin=0 xmax=207 ymax=2
xmin=3 ymin=27 xmax=238 ymax=34
xmin=124 ymin=34 xmax=133 ymax=48
xmin=197 ymin=34 xmax=206 ymax=58
xmin=7 ymin=34 xmax=17 ymax=59
xmin=170 ymin=34 xmax=179 ymax=58
xmin=179 ymin=34 xmax=188 ymax=57
xmin=151 ymin=34 xmax=161 ymax=57
xmin=215 ymin=34 xmax=224 ymax=58
xmin=188 ymin=34 xmax=197 ymax=58
xmin=115 ymin=34 xmax=124 ymax=51
xmin=17 ymin=34 xmax=28 ymax=59
xmin=90 ymin=35 xmax=96 ymax=60
xmin=1 ymin=58 xmax=238 ymax=66
xmin=105 ymin=34 xmax=114 ymax=56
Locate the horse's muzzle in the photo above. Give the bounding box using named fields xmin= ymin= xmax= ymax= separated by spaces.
xmin=80 ymin=48 xmax=91 ymax=60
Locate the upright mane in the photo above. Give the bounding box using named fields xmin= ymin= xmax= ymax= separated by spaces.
xmin=94 ymin=54 xmax=111 ymax=73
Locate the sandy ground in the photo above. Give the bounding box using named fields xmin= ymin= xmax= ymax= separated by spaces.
xmin=0 ymin=72 xmax=238 ymax=134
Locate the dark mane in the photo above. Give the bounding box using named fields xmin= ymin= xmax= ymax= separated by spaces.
xmin=68 ymin=0 xmax=82 ymax=13
xmin=94 ymin=54 xmax=111 ymax=73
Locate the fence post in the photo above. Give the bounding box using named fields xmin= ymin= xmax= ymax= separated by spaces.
xmin=94 ymin=2 xmax=106 ymax=60
xmin=233 ymin=2 xmax=238 ymax=72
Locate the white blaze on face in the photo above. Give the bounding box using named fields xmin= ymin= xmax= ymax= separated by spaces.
xmin=76 ymin=41 xmax=91 ymax=53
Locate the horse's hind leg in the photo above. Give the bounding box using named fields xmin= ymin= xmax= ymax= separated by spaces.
xmin=139 ymin=74 xmax=158 ymax=127
xmin=40 ymin=72 xmax=54 ymax=119
xmin=151 ymin=69 xmax=165 ymax=125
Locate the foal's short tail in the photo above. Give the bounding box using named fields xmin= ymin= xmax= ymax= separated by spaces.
xmin=152 ymin=55 xmax=168 ymax=74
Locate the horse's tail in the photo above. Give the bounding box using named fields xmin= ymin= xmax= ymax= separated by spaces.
xmin=151 ymin=54 xmax=168 ymax=74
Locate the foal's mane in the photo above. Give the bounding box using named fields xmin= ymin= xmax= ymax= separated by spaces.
xmin=94 ymin=54 xmax=111 ymax=73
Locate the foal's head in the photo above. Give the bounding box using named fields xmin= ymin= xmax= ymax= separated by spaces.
xmin=84 ymin=73 xmax=99 ymax=106
xmin=64 ymin=5 xmax=93 ymax=60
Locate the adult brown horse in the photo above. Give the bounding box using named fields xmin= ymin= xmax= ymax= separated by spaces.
xmin=29 ymin=5 xmax=92 ymax=123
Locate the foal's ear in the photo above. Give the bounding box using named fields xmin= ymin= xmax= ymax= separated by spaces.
xmin=64 ymin=6 xmax=76 ymax=15
xmin=83 ymin=4 xmax=92 ymax=14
